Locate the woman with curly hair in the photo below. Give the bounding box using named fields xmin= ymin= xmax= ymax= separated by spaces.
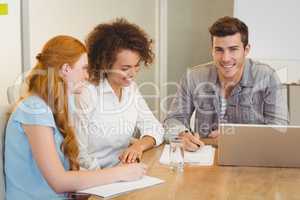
xmin=74 ymin=18 xmax=164 ymax=170
xmin=5 ymin=35 xmax=147 ymax=200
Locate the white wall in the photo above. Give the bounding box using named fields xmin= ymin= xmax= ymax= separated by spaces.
xmin=28 ymin=0 xmax=157 ymax=67
xmin=234 ymin=0 xmax=300 ymax=83
xmin=27 ymin=0 xmax=160 ymax=115
xmin=234 ymin=0 xmax=300 ymax=60
xmin=167 ymin=0 xmax=233 ymax=97
xmin=0 ymin=0 xmax=22 ymax=104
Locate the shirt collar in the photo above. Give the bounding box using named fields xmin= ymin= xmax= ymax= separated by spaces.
xmin=99 ymin=78 xmax=131 ymax=96
xmin=239 ymin=58 xmax=254 ymax=87
xmin=100 ymin=78 xmax=115 ymax=93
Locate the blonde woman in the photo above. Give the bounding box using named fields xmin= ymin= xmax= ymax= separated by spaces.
xmin=5 ymin=35 xmax=146 ymax=200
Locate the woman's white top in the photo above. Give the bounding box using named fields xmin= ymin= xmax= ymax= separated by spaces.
xmin=73 ymin=79 xmax=164 ymax=169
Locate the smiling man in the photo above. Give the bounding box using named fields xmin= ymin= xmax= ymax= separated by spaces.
xmin=164 ymin=16 xmax=289 ymax=151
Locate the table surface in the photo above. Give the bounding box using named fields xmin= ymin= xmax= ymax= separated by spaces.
xmin=88 ymin=138 xmax=300 ymax=200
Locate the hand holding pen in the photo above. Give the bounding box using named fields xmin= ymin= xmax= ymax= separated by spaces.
xmin=178 ymin=130 xmax=204 ymax=152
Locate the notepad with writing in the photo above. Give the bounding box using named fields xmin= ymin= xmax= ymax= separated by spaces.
xmin=159 ymin=145 xmax=215 ymax=166
xmin=78 ymin=176 xmax=164 ymax=198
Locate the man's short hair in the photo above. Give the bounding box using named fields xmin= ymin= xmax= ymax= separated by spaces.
xmin=209 ymin=16 xmax=248 ymax=48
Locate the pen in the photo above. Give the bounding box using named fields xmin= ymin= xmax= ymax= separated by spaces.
xmin=136 ymin=157 xmax=140 ymax=163
xmin=185 ymin=130 xmax=202 ymax=147
xmin=192 ymin=132 xmax=202 ymax=148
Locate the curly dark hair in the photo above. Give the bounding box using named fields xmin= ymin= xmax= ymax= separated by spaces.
xmin=86 ymin=18 xmax=154 ymax=85
xmin=209 ymin=16 xmax=249 ymax=48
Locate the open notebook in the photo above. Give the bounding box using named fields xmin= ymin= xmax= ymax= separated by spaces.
xmin=77 ymin=176 xmax=164 ymax=199
xmin=160 ymin=145 xmax=215 ymax=166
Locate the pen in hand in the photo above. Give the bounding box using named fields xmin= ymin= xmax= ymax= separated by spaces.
xmin=184 ymin=130 xmax=204 ymax=148
xmin=136 ymin=157 xmax=140 ymax=163
xmin=192 ymin=132 xmax=203 ymax=148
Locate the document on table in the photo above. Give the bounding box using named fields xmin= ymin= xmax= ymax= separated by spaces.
xmin=78 ymin=176 xmax=164 ymax=199
xmin=159 ymin=145 xmax=215 ymax=166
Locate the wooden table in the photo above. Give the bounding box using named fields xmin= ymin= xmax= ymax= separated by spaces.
xmin=89 ymin=139 xmax=300 ymax=200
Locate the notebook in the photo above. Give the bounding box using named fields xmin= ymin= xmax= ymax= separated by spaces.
xmin=77 ymin=176 xmax=164 ymax=199
xmin=159 ymin=145 xmax=215 ymax=166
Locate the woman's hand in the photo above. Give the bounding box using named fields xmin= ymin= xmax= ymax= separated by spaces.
xmin=116 ymin=163 xmax=147 ymax=181
xmin=119 ymin=143 xmax=143 ymax=164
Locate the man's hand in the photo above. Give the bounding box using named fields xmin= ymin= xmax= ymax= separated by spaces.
xmin=178 ymin=131 xmax=204 ymax=152
xmin=208 ymin=130 xmax=220 ymax=138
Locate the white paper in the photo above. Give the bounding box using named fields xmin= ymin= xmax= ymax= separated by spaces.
xmin=78 ymin=176 xmax=164 ymax=198
xmin=160 ymin=145 xmax=215 ymax=166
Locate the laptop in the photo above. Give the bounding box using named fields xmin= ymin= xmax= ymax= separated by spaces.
xmin=218 ymin=124 xmax=300 ymax=167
